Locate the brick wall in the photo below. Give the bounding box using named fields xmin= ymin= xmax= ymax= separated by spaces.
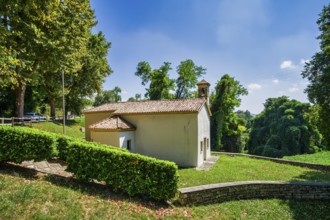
xmin=212 ymin=152 xmax=330 ymax=172
xmin=178 ymin=181 xmax=330 ymax=205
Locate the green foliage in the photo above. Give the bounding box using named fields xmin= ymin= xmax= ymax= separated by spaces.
xmin=94 ymin=87 xmax=122 ymax=107
xmin=135 ymin=61 xmax=175 ymax=100
xmin=210 ymin=74 xmax=248 ymax=151
xmin=248 ymin=97 xmax=323 ymax=157
xmin=64 ymin=141 xmax=179 ymax=201
xmin=0 ymin=126 xmax=55 ymax=163
xmin=175 ymin=59 xmax=206 ymax=99
xmin=302 ymin=4 xmax=330 ymax=149
xmin=0 ymin=0 xmax=108 ymax=117
xmin=135 ymin=59 xmax=206 ymax=100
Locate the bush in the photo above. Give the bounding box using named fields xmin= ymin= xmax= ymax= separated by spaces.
xmin=0 ymin=126 xmax=55 ymax=163
xmin=252 ymin=145 xmax=264 ymax=156
xmin=262 ymin=145 xmax=286 ymax=158
xmin=65 ymin=141 xmax=179 ymax=201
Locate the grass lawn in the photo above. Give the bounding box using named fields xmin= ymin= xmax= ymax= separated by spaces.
xmin=1 ymin=164 xmax=330 ymax=220
xmin=178 ymin=155 xmax=330 ymax=188
xmin=32 ymin=117 xmax=85 ymax=139
xmin=283 ymin=151 xmax=330 ymax=165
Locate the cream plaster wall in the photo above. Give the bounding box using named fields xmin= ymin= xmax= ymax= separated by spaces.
xmin=122 ymin=113 xmax=199 ymax=167
xmin=85 ymin=112 xmax=113 ymax=140
xmin=90 ymin=131 xmax=120 ymax=147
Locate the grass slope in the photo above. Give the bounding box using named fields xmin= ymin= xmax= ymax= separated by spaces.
xmin=32 ymin=117 xmax=85 ymax=139
xmin=284 ymin=151 xmax=330 ymax=165
xmin=1 ymin=164 xmax=329 ymax=220
xmin=178 ymin=155 xmax=330 ymax=188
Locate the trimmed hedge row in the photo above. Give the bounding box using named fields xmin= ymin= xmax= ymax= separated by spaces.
xmin=65 ymin=141 xmax=179 ymax=200
xmin=0 ymin=126 xmax=55 ymax=163
xmin=0 ymin=126 xmax=179 ymax=201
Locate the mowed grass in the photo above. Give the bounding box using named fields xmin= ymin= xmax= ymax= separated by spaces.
xmin=178 ymin=155 xmax=330 ymax=188
xmin=1 ymin=164 xmax=330 ymax=220
xmin=32 ymin=117 xmax=85 ymax=139
xmin=284 ymin=151 xmax=330 ymax=165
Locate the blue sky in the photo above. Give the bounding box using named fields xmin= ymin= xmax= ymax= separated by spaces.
xmin=90 ymin=0 xmax=329 ymax=114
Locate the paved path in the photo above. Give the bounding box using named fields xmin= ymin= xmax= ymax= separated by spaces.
xmin=13 ymin=156 xmax=218 ymax=177
xmin=196 ymin=156 xmax=219 ymax=171
xmin=18 ymin=159 xmax=72 ymax=177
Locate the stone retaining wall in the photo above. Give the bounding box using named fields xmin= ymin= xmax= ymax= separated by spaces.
xmin=212 ymin=152 xmax=330 ymax=172
xmin=178 ymin=181 xmax=330 ymax=205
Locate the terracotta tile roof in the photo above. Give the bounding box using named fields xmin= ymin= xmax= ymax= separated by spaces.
xmin=85 ymin=98 xmax=207 ymax=115
xmin=89 ymin=116 xmax=136 ymax=131
xmin=197 ymin=79 xmax=210 ymax=86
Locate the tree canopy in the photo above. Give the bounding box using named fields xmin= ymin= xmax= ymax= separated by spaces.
xmin=135 ymin=61 xmax=175 ymax=100
xmin=175 ymin=59 xmax=206 ymax=99
xmin=135 ymin=60 xmax=206 ymax=100
xmin=248 ymin=96 xmax=323 ymax=157
xmin=0 ymin=0 xmax=111 ymax=117
xmin=302 ymin=4 xmax=330 ymax=149
xmin=94 ymin=87 xmax=122 ymax=107
xmin=210 ymin=74 xmax=248 ymax=151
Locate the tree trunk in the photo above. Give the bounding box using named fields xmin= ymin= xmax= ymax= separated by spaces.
xmin=49 ymin=99 xmax=56 ymax=118
xmin=14 ymin=83 xmax=26 ymax=118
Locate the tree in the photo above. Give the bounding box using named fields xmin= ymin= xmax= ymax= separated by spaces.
xmin=210 ymin=74 xmax=248 ymax=151
xmin=94 ymin=87 xmax=122 ymax=107
xmin=135 ymin=61 xmax=175 ymax=100
xmin=301 ymin=4 xmax=330 ymax=149
xmin=175 ymin=59 xmax=206 ymax=99
xmin=128 ymin=93 xmax=142 ymax=102
xmin=248 ymin=97 xmax=323 ymax=157
xmin=0 ymin=0 xmax=96 ymax=117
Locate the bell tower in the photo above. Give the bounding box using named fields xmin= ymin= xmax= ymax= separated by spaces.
xmin=197 ymin=79 xmax=210 ymax=104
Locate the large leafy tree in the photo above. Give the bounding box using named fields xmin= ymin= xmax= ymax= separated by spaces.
xmin=302 ymin=4 xmax=330 ymax=149
xmin=248 ymin=97 xmax=323 ymax=157
xmin=135 ymin=61 xmax=175 ymax=100
xmin=0 ymin=0 xmax=95 ymax=117
xmin=175 ymin=59 xmax=206 ymax=99
xmin=94 ymin=87 xmax=122 ymax=107
xmin=64 ymin=31 xmax=112 ymax=116
xmin=210 ymin=74 xmax=248 ymax=151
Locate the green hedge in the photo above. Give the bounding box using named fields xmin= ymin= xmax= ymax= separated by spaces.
xmin=0 ymin=126 xmax=179 ymax=201
xmin=0 ymin=126 xmax=55 ymax=163
xmin=65 ymin=141 xmax=179 ymax=201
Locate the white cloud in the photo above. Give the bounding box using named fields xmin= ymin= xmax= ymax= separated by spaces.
xmin=280 ymin=60 xmax=296 ymax=69
xmin=248 ymin=83 xmax=262 ymax=90
xmin=300 ymin=59 xmax=308 ymax=65
xmin=272 ymin=79 xmax=280 ymax=84
xmin=289 ymin=87 xmax=299 ymax=93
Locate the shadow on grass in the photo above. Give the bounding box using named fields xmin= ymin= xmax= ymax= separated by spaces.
xmin=284 ymin=199 xmax=330 ymax=220
xmin=290 ymin=169 xmax=330 ymax=183
xmin=0 ymin=162 xmax=169 ymax=211
xmin=287 ymin=169 xmax=330 ymax=220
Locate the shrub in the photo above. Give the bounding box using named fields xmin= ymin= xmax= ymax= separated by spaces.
xmin=65 ymin=141 xmax=179 ymax=201
xmin=0 ymin=126 xmax=55 ymax=163
xmin=262 ymin=145 xmax=285 ymax=158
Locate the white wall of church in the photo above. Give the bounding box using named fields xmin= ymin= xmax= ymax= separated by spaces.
xmin=197 ymin=105 xmax=211 ymax=166
xmin=119 ymin=131 xmax=135 ymax=151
